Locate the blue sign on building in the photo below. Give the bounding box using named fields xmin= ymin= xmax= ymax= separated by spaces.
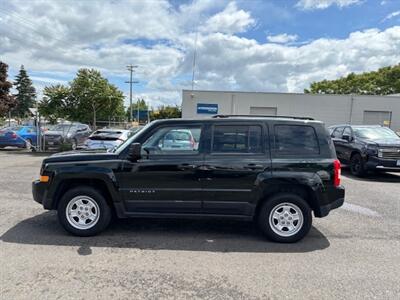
xmin=197 ymin=103 xmax=218 ymax=114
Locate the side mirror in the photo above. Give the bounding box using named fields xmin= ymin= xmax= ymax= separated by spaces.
xmin=342 ymin=134 xmax=352 ymax=142
xmin=128 ymin=143 xmax=142 ymax=161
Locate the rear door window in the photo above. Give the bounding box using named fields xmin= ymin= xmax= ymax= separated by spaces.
xmin=274 ymin=125 xmax=320 ymax=156
xmin=212 ymin=125 xmax=263 ymax=153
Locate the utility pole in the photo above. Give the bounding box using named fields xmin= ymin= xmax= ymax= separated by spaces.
xmin=125 ymin=65 xmax=138 ymax=123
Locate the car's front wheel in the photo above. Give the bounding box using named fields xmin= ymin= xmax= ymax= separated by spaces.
xmin=57 ymin=186 xmax=112 ymax=236
xmin=258 ymin=193 xmax=312 ymax=243
xmin=350 ymin=153 xmax=366 ymax=177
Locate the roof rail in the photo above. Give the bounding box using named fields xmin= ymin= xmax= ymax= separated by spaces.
xmin=212 ymin=114 xmax=314 ymax=120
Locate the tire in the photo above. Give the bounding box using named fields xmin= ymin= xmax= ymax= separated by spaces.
xmin=257 ymin=193 xmax=312 ymax=243
xmin=57 ymin=186 xmax=112 ymax=236
xmin=350 ymin=153 xmax=366 ymax=177
xmin=25 ymin=139 xmax=32 ymax=151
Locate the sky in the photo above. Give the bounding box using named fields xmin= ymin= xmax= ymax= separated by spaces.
xmin=1 ymin=0 xmax=399 ymax=108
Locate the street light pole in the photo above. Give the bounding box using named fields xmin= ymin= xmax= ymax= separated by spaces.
xmin=125 ymin=65 xmax=138 ymax=123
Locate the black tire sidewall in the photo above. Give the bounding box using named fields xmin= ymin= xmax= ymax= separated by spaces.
xmin=57 ymin=186 xmax=112 ymax=236
xmin=351 ymin=153 xmax=365 ymax=177
xmin=258 ymin=193 xmax=312 ymax=243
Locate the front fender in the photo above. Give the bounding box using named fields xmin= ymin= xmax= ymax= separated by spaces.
xmin=43 ymin=165 xmax=120 ymax=209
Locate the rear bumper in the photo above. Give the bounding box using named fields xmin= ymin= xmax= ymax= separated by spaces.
xmin=314 ymin=185 xmax=345 ymax=218
xmin=365 ymin=157 xmax=400 ymax=172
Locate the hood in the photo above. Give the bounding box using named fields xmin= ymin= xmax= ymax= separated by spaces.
xmin=43 ymin=150 xmax=118 ymax=164
xmin=362 ymin=138 xmax=400 ymax=147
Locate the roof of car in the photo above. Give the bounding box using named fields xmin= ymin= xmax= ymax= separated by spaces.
xmin=329 ymin=124 xmax=382 ymax=128
xmin=152 ymin=116 xmax=323 ymax=124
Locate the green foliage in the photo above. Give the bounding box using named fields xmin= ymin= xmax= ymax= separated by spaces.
xmin=38 ymin=84 xmax=71 ymax=122
xmin=38 ymin=68 xmax=125 ymax=127
xmin=305 ymin=64 xmax=400 ymax=95
xmin=0 ymin=61 xmax=17 ymax=116
xmin=151 ymin=105 xmax=182 ymax=120
xmin=14 ymin=65 xmax=36 ymax=117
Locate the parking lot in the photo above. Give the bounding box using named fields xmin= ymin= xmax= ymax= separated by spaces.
xmin=0 ymin=150 xmax=399 ymax=299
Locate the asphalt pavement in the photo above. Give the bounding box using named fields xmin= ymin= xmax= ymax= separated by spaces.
xmin=0 ymin=150 xmax=399 ymax=299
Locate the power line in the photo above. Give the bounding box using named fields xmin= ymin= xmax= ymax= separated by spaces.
xmin=125 ymin=65 xmax=138 ymax=123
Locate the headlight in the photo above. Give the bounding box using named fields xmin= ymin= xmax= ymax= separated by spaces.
xmin=366 ymin=144 xmax=378 ymax=155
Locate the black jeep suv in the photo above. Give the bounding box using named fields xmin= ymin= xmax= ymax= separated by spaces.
xmin=33 ymin=116 xmax=344 ymax=243
xmin=329 ymin=125 xmax=400 ymax=177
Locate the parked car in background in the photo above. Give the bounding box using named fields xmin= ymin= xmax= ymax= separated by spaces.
xmin=329 ymin=125 xmax=400 ymax=176
xmin=158 ymin=129 xmax=198 ymax=150
xmin=84 ymin=129 xmax=132 ymax=150
xmin=44 ymin=123 xmax=91 ymax=151
xmin=0 ymin=126 xmax=39 ymax=150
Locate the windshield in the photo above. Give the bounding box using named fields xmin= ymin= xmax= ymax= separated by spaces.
xmin=353 ymin=127 xmax=399 ymax=140
xmin=111 ymin=123 xmax=150 ymax=153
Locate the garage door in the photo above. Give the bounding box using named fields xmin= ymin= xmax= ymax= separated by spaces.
xmin=363 ymin=111 xmax=392 ymax=127
xmin=249 ymin=107 xmax=277 ymax=116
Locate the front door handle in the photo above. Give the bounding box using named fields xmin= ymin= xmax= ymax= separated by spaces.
xmin=246 ymin=163 xmax=264 ymax=170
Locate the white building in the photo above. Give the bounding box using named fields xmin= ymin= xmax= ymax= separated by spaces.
xmin=182 ymin=90 xmax=400 ymax=131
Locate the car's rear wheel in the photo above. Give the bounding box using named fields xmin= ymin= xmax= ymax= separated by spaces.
xmin=57 ymin=186 xmax=112 ymax=236
xmin=350 ymin=153 xmax=366 ymax=177
xmin=258 ymin=193 xmax=312 ymax=243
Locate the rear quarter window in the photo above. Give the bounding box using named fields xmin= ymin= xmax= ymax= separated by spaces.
xmin=274 ymin=124 xmax=320 ymax=156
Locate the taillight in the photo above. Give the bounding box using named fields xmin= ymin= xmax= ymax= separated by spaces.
xmin=333 ymin=159 xmax=341 ymax=187
xmin=11 ymin=132 xmax=17 ymax=139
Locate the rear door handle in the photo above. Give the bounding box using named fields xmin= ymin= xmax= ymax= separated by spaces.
xmin=179 ymin=163 xmax=197 ymax=170
xmin=197 ymin=165 xmax=216 ymax=171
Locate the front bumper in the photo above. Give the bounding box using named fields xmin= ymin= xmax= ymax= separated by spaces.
xmin=32 ymin=180 xmax=47 ymax=205
xmin=365 ymin=156 xmax=400 ymax=172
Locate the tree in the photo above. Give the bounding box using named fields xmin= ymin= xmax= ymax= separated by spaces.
xmin=68 ymin=69 xmax=125 ymax=128
xmin=0 ymin=61 xmax=17 ymax=117
xmin=305 ymin=64 xmax=400 ymax=95
xmin=38 ymin=69 xmax=125 ymax=127
xmin=38 ymin=84 xmax=71 ymax=123
xmin=14 ymin=65 xmax=36 ymax=117
xmin=150 ymin=105 xmax=181 ymax=120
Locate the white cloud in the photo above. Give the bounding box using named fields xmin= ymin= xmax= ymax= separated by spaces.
xmin=189 ymin=27 xmax=400 ymax=92
xmin=267 ymin=33 xmax=299 ymax=44
xmin=1 ymin=0 xmax=399 ymax=108
xmin=382 ymin=10 xmax=400 ymax=22
xmin=201 ymin=2 xmax=255 ymax=34
xmin=296 ymin=0 xmax=361 ymax=10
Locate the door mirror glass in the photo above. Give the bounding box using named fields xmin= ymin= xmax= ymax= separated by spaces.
xmin=128 ymin=143 xmax=142 ymax=161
